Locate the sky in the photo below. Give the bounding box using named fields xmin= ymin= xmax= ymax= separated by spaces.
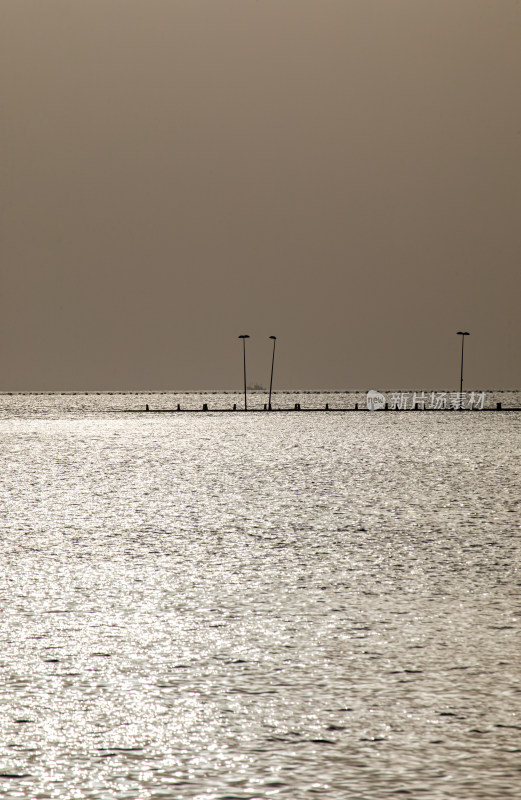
xmin=1 ymin=0 xmax=520 ymax=391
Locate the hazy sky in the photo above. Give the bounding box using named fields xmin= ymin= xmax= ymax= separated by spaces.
xmin=2 ymin=0 xmax=520 ymax=390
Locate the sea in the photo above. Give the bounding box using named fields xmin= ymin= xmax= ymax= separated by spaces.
xmin=0 ymin=391 xmax=520 ymax=800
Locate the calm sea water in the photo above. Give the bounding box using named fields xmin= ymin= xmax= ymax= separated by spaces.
xmin=0 ymin=393 xmax=520 ymax=799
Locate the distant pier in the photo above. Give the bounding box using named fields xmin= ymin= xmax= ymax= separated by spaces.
xmin=125 ymin=403 xmax=519 ymax=413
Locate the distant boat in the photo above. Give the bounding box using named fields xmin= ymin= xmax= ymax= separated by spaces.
xmin=247 ymin=384 xmax=265 ymax=391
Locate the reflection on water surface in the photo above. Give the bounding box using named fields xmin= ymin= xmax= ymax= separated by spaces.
xmin=0 ymin=399 xmax=520 ymax=798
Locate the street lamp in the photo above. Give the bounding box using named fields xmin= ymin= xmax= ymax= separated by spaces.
xmin=268 ymin=336 xmax=277 ymax=410
xmin=457 ymin=331 xmax=470 ymax=396
xmin=238 ymin=335 xmax=250 ymax=410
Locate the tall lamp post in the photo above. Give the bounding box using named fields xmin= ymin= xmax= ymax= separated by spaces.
xmin=457 ymin=331 xmax=470 ymax=396
xmin=268 ymin=336 xmax=277 ymax=410
xmin=238 ymin=335 xmax=250 ymax=410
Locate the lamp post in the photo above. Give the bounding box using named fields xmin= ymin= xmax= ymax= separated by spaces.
xmin=238 ymin=335 xmax=250 ymax=410
xmin=268 ymin=336 xmax=277 ymax=410
xmin=457 ymin=331 xmax=470 ymax=396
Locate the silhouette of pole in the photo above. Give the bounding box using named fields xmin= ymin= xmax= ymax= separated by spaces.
xmin=268 ymin=336 xmax=277 ymax=410
xmin=457 ymin=331 xmax=469 ymax=395
xmin=238 ymin=335 xmax=250 ymax=410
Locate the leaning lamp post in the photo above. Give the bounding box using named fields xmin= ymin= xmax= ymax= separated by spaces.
xmin=457 ymin=331 xmax=470 ymax=396
xmin=238 ymin=335 xmax=250 ymax=410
